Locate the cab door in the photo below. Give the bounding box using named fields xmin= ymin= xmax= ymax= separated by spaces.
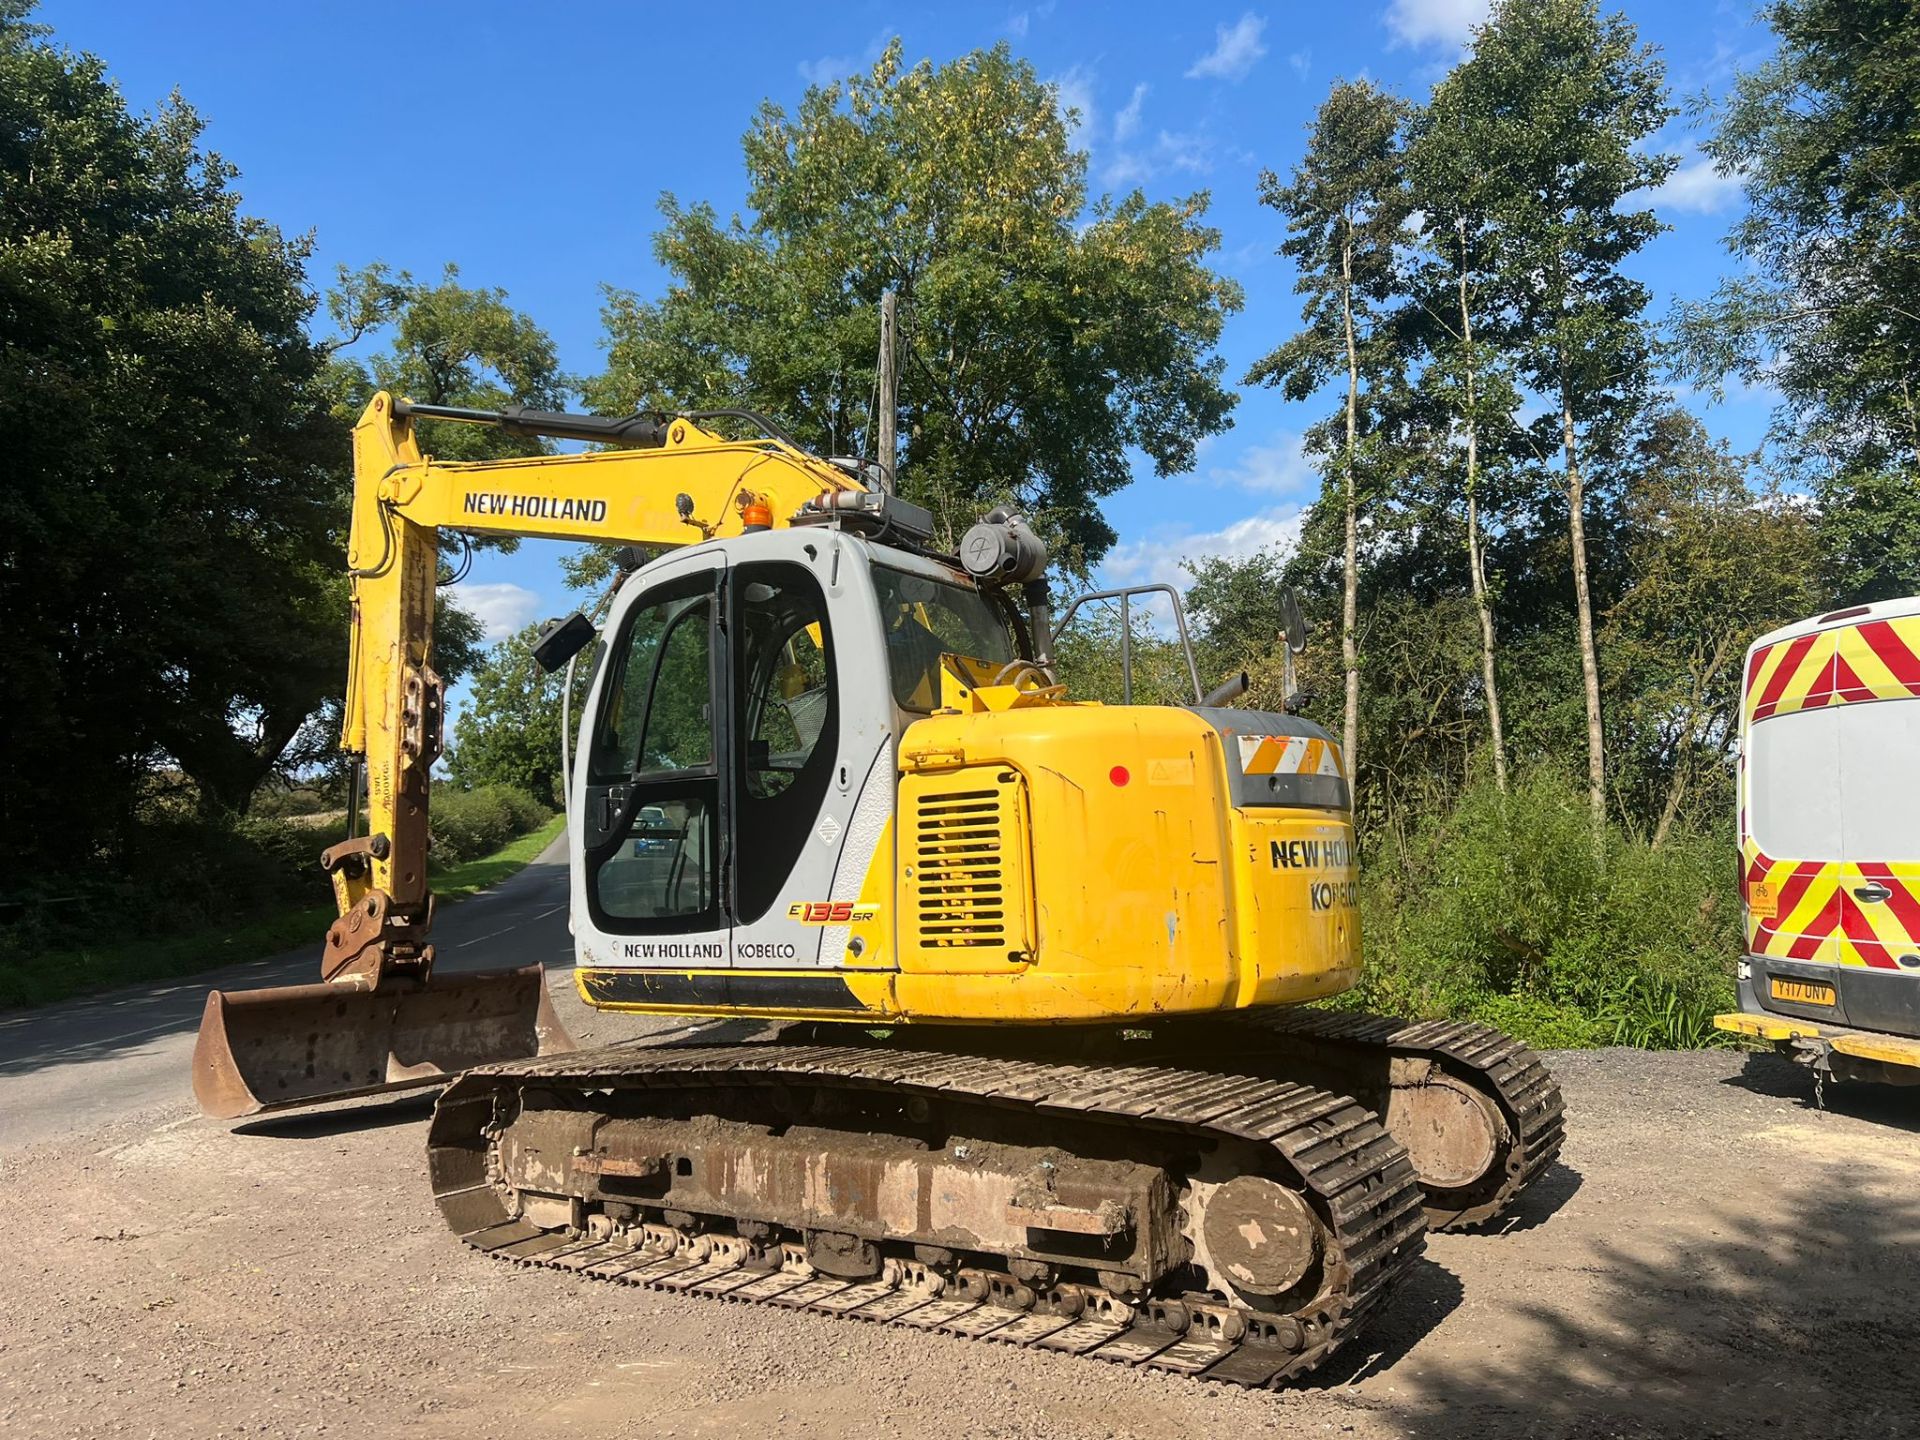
xmin=724 ymin=555 xmax=873 ymax=968
xmin=573 ymin=554 xmax=730 ymax=968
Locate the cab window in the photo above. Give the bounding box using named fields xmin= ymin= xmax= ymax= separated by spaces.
xmin=586 ymin=577 xmax=718 ymax=931
xmin=870 ymin=565 xmax=1016 ymax=712
xmin=590 ymin=592 xmax=714 ymax=783
xmin=731 ymin=563 xmax=838 ymax=922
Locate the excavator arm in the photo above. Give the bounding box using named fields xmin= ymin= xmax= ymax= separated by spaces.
xmin=192 ymin=392 xmax=865 ymax=1117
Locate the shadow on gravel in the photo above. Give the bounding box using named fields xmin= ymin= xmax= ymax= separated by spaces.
xmin=1476 ymin=1160 xmax=1583 ymax=1236
xmin=1722 ymin=1051 xmax=1920 ymax=1134
xmin=231 ymin=1091 xmax=441 ymax=1139
xmin=1378 ymin=1182 xmax=1920 ymax=1437
xmin=1303 ymin=1257 xmax=1465 ymax=1390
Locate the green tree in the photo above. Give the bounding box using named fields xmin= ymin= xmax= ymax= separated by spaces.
xmin=1602 ymin=410 xmax=1821 ymax=846
xmin=322 ymin=260 xmax=571 ymax=605
xmin=326 ymin=261 xmax=572 ymax=471
xmin=590 ymin=41 xmax=1241 ymax=563
xmin=1244 ymin=80 xmax=1412 ymax=784
xmin=446 ymin=624 xmax=578 ymax=805
xmin=1405 ymin=88 xmax=1542 ymax=794
xmin=1444 ymin=0 xmax=1675 ymax=826
xmin=1676 ymin=0 xmax=1920 ymax=602
xmin=273 ymin=265 xmax=570 ymax=792
xmin=0 ymin=3 xmax=341 ymax=849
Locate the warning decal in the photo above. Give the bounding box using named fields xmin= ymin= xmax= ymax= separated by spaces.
xmin=1237 ymin=733 xmax=1345 ymax=779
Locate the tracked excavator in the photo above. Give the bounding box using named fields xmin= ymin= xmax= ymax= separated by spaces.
xmin=193 ymin=393 xmax=1563 ymax=1387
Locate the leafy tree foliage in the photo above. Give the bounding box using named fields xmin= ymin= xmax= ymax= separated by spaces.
xmin=1677 ymin=0 xmax=1920 ymax=601
xmin=1601 ymin=411 xmax=1821 ymax=846
xmin=1245 ymin=80 xmax=1413 ymax=787
xmin=0 ymin=4 xmax=341 ymax=854
xmin=591 ymin=41 xmax=1241 ymax=563
xmin=446 ymin=625 xmax=580 ymax=806
xmin=326 ymin=262 xmax=571 ymax=472
xmin=1435 ymin=0 xmax=1675 ymax=825
xmin=1404 ymin=81 xmax=1542 ymax=793
xmin=272 ymin=265 xmax=571 ymax=792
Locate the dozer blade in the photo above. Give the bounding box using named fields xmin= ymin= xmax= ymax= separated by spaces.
xmin=192 ymin=963 xmax=574 ymax=1119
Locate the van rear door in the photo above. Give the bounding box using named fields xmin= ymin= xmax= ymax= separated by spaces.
xmin=1744 ymin=618 xmax=1920 ymax=1027
xmin=1830 ymin=623 xmax=1920 ymax=1011
xmin=1744 ymin=629 xmax=1841 ymax=974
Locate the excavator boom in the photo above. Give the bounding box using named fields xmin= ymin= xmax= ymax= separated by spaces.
xmin=192 ymin=393 xmax=865 ymax=1116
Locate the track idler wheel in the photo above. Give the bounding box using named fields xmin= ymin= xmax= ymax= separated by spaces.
xmin=1385 ymin=1059 xmax=1509 ymax=1202
xmin=1201 ymin=1176 xmax=1322 ymax=1298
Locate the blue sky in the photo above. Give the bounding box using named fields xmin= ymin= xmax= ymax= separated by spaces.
xmin=41 ymin=0 xmax=1777 ymax=676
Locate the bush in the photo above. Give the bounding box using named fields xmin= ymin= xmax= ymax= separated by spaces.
xmin=1350 ymin=767 xmax=1740 ymax=1049
xmin=430 ymin=783 xmax=553 ymax=866
xmin=0 ymin=811 xmax=342 ymax=972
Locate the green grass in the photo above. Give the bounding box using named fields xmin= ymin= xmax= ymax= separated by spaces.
xmin=431 ymin=814 xmax=565 ymax=899
xmin=0 ymin=815 xmax=567 ymax=1011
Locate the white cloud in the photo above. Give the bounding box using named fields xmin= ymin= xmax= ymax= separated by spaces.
xmin=454 ymin=582 xmax=542 ymax=643
xmin=1204 ymin=432 xmax=1317 ymax=496
xmin=1185 ymin=13 xmax=1268 ymax=82
xmin=1651 ymin=154 xmax=1744 ymax=215
xmin=1383 ymin=0 xmax=1488 ymax=50
xmin=797 ymin=29 xmax=892 ymax=88
xmin=797 ymin=53 xmax=857 ymax=86
xmin=1225 ymin=238 xmax=1275 ymax=271
xmin=1288 ymin=49 xmax=1311 ymax=81
xmin=1051 ymin=63 xmax=1097 ymax=141
xmin=1114 ymin=82 xmax=1149 ymax=144
xmin=1101 ymin=512 xmax=1305 ymax=591
xmin=1006 ymin=10 xmax=1030 ymax=37
xmin=1103 ymin=129 xmax=1218 ymax=186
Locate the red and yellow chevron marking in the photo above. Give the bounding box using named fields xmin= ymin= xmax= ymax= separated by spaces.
xmin=1236 ymin=733 xmax=1346 ymax=779
xmin=1742 ymin=841 xmax=1917 ymax=970
xmin=1744 ymin=615 xmax=1920 ymax=722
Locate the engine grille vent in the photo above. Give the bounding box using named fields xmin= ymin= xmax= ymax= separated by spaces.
xmin=913 ymin=788 xmax=1007 ymax=948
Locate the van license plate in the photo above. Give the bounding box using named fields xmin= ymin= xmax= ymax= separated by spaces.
xmin=1771 ymin=977 xmax=1836 ymax=1006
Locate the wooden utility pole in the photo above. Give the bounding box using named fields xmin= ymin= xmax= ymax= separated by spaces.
xmin=876 ymin=289 xmax=898 ymax=492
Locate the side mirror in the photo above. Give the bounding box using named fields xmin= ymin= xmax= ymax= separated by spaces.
xmin=1282 ymin=589 xmax=1308 ymax=655
xmin=531 ymin=612 xmax=595 ymax=673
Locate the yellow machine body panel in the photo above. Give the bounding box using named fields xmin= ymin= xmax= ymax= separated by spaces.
xmin=577 ymin=702 xmax=1360 ymax=1025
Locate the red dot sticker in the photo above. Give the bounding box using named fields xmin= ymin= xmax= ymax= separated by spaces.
xmin=1109 ymin=765 xmax=1131 ymax=787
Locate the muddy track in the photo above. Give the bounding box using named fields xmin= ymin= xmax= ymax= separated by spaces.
xmin=428 ymin=1043 xmax=1430 ymax=1388
xmin=1242 ymin=1011 xmax=1567 ymax=1228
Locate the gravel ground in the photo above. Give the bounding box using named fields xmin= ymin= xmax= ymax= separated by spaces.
xmin=1 ymin=1044 xmax=1916 ymax=1440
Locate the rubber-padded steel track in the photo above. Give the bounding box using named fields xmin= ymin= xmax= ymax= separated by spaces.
xmin=428 ymin=1043 xmax=1428 ymax=1388
xmin=1239 ymin=1010 xmax=1566 ymax=1229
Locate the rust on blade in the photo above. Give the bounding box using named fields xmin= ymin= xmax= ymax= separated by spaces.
xmin=191 ymin=963 xmax=574 ymax=1119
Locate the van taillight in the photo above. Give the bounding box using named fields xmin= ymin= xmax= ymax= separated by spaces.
xmin=1818 ymin=604 xmax=1871 ymax=624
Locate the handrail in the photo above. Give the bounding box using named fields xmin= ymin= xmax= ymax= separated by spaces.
xmin=1049 ymin=583 xmax=1204 ymax=705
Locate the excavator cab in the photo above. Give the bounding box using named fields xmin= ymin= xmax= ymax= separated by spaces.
xmin=567 ymin=530 xmax=1021 ymax=1010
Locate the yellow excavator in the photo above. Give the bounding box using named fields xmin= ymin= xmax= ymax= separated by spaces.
xmin=193 ymin=393 xmax=1563 ymax=1387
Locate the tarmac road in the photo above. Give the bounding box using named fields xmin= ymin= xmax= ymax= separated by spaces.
xmin=0 ymin=831 xmax=653 ymax=1148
